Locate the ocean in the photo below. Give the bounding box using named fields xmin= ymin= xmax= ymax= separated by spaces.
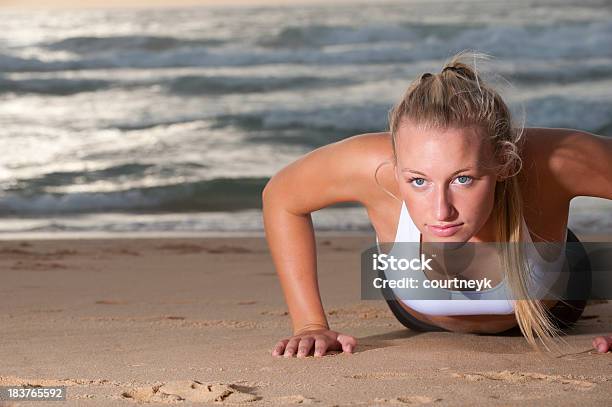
xmin=1 ymin=0 xmax=611 ymax=238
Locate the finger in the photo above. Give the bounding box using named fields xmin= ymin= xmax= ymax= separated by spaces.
xmin=297 ymin=337 xmax=315 ymax=358
xmin=592 ymin=335 xmax=612 ymax=353
xmin=272 ymin=339 xmax=289 ymax=357
xmin=336 ymin=333 xmax=357 ymax=353
xmin=283 ymin=338 xmax=300 ymax=358
xmin=313 ymin=337 xmax=328 ymax=357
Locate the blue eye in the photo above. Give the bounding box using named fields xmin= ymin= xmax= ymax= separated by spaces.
xmin=409 ymin=177 xmax=426 ymax=187
xmin=455 ymin=175 xmax=472 ymax=185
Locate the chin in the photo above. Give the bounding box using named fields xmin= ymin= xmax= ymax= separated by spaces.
xmin=424 ymin=233 xmax=466 ymax=243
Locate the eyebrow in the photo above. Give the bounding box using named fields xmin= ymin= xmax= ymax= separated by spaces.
xmin=401 ymin=167 xmax=474 ymax=177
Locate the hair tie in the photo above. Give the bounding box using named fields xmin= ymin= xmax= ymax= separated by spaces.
xmin=420 ymin=72 xmax=433 ymax=80
xmin=442 ymin=66 xmax=459 ymax=74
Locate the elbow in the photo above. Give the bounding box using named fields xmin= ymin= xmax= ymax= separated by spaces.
xmin=262 ymin=177 xmax=277 ymax=208
xmin=262 ymin=177 xmax=292 ymax=214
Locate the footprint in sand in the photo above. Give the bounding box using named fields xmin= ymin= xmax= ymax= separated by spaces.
xmin=121 ymin=380 xmax=259 ymax=404
xmin=451 ymin=370 xmax=596 ymax=390
xmin=95 ymin=300 xmax=129 ymax=305
xmin=156 ymin=243 xmax=207 ymax=254
xmin=0 ymin=247 xmax=35 ymax=256
xmin=373 ymin=396 xmax=442 ymax=405
xmin=1 ymin=247 xmax=78 ymax=260
xmin=344 ymin=372 xmax=414 ymax=380
xmin=103 ymin=248 xmax=141 ymax=256
xmin=260 ymin=309 xmax=289 ymax=316
xmin=327 ymin=306 xmax=390 ymax=320
xmin=206 ymin=245 xmax=252 ymax=254
xmin=10 ymin=261 xmax=68 ymax=271
xmin=272 ymin=394 xmax=318 ymax=404
xmin=0 ymin=375 xmax=120 ymax=387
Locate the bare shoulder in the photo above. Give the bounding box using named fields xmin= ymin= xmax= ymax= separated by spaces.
xmin=337 ymin=131 xmax=399 ymax=203
xmin=521 ymin=127 xmax=612 ymax=200
xmin=262 ymin=131 xmax=397 ymax=215
xmin=337 ymin=131 xmax=393 ymax=165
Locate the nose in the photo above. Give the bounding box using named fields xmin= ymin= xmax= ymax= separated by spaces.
xmin=433 ymin=186 xmax=455 ymax=221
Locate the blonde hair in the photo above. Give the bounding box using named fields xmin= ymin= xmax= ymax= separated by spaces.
xmin=380 ymin=49 xmax=564 ymax=352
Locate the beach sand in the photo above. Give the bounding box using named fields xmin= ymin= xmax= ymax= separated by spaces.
xmin=1 ymin=234 xmax=610 ymax=406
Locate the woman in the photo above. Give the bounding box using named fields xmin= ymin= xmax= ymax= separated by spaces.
xmin=262 ymin=50 xmax=612 ymax=358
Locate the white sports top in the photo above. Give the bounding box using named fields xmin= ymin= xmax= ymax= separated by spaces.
xmin=375 ymin=201 xmax=568 ymax=316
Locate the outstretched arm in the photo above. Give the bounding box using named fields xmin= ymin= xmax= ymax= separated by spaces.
xmin=263 ymin=133 xmax=383 ymax=357
xmin=546 ymin=129 xmax=612 ymax=200
xmin=543 ymin=128 xmax=612 ymax=353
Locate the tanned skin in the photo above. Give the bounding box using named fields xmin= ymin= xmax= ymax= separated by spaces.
xmin=262 ymin=127 xmax=612 ymax=357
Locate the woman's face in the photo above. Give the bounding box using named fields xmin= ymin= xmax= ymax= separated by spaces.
xmin=394 ymin=120 xmax=500 ymax=242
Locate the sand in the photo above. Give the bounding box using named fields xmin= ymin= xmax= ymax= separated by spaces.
xmin=0 ymin=234 xmax=610 ymax=406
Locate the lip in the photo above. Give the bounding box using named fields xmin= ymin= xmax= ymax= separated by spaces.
xmin=427 ymin=223 xmax=464 ymax=237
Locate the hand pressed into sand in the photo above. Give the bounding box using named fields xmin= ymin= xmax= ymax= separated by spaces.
xmin=272 ymin=328 xmax=357 ymax=358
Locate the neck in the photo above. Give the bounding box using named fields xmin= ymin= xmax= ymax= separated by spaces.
xmin=469 ymin=208 xmax=499 ymax=243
